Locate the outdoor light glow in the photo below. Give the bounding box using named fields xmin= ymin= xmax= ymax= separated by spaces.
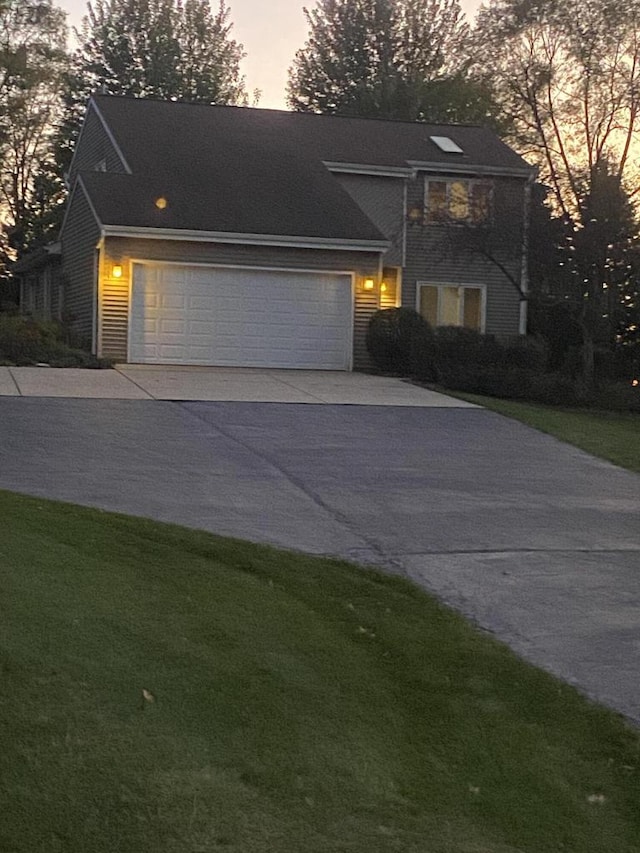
xmin=363 ymin=278 xmax=375 ymax=290
xmin=381 ymin=282 xmax=387 ymax=292
xmin=155 ymin=197 xmax=167 ymax=210
xmin=632 ymin=379 xmax=638 ymax=387
xmin=112 ymin=265 xmax=123 ymax=278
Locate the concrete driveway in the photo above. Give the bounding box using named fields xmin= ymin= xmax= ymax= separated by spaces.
xmin=0 ymin=395 xmax=639 ymax=726
xmin=0 ymin=365 xmax=473 ymax=406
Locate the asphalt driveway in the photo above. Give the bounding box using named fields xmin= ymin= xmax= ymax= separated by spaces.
xmin=1 ymin=396 xmax=639 ymax=725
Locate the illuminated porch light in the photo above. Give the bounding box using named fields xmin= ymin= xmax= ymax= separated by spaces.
xmin=380 ymin=282 xmax=387 ymax=293
xmin=112 ymin=264 xmax=123 ymax=278
xmin=363 ymin=278 xmax=375 ymax=291
xmin=155 ymin=196 xmax=167 ymax=210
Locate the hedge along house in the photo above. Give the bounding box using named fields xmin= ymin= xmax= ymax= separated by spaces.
xmin=42 ymin=95 xmax=534 ymax=369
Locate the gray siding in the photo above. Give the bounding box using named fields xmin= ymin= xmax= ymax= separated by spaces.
xmin=100 ymin=237 xmax=380 ymax=367
xmin=403 ymin=174 xmax=526 ymax=337
xmin=69 ymin=102 xmax=127 ymax=184
xmin=61 ymin=185 xmax=101 ymax=345
xmin=336 ymin=173 xmax=405 ymax=267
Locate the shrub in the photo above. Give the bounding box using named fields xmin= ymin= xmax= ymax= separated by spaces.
xmin=524 ymin=372 xmax=585 ymax=406
xmin=0 ymin=315 xmax=112 ymax=368
xmin=438 ymin=365 xmax=584 ymax=406
xmin=432 ymin=326 xmax=502 ymax=373
xmin=589 ymin=382 xmax=640 ymax=414
xmin=502 ymin=335 xmax=549 ymax=372
xmin=366 ymin=308 xmax=436 ymax=378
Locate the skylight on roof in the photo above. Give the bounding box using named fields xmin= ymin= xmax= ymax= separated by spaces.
xmin=430 ymin=135 xmax=464 ymax=154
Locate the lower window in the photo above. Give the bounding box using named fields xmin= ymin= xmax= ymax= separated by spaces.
xmin=418 ymin=283 xmax=484 ymax=332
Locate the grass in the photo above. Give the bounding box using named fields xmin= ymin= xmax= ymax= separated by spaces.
xmin=449 ymin=393 xmax=640 ymax=473
xmin=1 ymin=490 xmax=640 ymax=852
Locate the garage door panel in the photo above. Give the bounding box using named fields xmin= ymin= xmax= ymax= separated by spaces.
xmin=160 ymin=294 xmax=186 ymax=310
xmin=159 ymin=319 xmax=185 ymax=334
xmin=130 ymin=264 xmax=352 ymax=369
xmin=188 ymin=321 xmax=215 ymax=335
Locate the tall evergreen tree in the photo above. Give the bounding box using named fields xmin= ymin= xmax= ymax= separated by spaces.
xmin=287 ymin=0 xmax=493 ymax=122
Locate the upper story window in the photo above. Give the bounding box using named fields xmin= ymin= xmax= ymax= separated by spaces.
xmin=425 ymin=179 xmax=493 ymax=225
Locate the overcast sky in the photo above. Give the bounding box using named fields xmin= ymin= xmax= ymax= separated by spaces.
xmin=56 ymin=0 xmax=483 ymax=109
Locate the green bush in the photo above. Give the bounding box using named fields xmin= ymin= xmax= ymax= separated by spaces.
xmin=589 ymin=382 xmax=640 ymax=413
xmin=439 ymin=365 xmax=583 ymax=406
xmin=502 ymin=335 xmax=549 ymax=372
xmin=432 ymin=326 xmax=502 ymax=372
xmin=366 ymin=308 xmax=437 ymax=378
xmin=0 ymin=315 xmax=112 ymax=368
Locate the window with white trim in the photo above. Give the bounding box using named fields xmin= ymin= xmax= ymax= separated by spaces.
xmin=418 ymin=283 xmax=485 ymax=332
xmin=424 ymin=179 xmax=493 ymax=224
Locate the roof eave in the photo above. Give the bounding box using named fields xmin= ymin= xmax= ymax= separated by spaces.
xmin=407 ymin=160 xmax=536 ymax=178
xmin=324 ymin=161 xmax=413 ymax=178
xmin=100 ymin=225 xmax=389 ymax=253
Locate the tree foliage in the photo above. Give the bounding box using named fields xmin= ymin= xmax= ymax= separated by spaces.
xmin=0 ymin=0 xmax=67 ymax=267
xmin=473 ymin=0 xmax=640 ymax=224
xmin=73 ymin=0 xmax=246 ymax=104
xmin=287 ymin=0 xmax=495 ymax=123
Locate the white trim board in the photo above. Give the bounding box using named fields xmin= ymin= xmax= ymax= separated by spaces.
xmin=101 ymin=225 xmax=388 ymax=253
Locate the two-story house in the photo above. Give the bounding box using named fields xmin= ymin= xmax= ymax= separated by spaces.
xmin=19 ymin=95 xmax=535 ymax=370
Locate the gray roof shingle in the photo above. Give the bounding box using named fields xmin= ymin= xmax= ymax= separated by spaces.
xmin=77 ymin=95 xmax=532 ymax=242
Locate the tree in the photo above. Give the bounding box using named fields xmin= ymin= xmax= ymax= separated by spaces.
xmin=72 ymin=0 xmax=246 ymax=103
xmin=0 ymin=0 xmax=67 ymax=272
xmin=473 ymin=0 xmax=640 ymax=381
xmin=177 ymin=0 xmax=247 ymax=104
xmin=287 ymin=0 xmax=495 ymax=123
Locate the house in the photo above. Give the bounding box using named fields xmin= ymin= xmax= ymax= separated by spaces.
xmin=21 ymin=95 xmax=535 ymax=370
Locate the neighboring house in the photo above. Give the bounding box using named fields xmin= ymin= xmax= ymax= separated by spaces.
xmin=20 ymin=95 xmax=535 ymax=370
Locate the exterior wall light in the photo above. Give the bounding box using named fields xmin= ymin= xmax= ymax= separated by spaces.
xmin=363 ymin=278 xmax=375 ymax=291
xmin=155 ymin=197 xmax=168 ymax=210
xmin=407 ymin=205 xmax=423 ymax=225
xmin=112 ymin=264 xmax=123 ymax=279
xmin=380 ymin=282 xmax=387 ymax=293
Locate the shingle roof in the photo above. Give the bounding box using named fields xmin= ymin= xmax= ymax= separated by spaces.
xmin=77 ymin=95 xmax=533 ymax=243
xmin=93 ymin=95 xmax=531 ymax=174
xmin=79 ymin=152 xmax=386 ymax=243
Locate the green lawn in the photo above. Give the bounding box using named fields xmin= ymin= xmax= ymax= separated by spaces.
xmin=1 ymin=490 xmax=639 ymax=852
xmin=453 ymin=393 xmax=640 ymax=473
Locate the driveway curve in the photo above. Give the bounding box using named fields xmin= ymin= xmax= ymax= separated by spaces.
xmin=1 ymin=397 xmax=639 ymax=725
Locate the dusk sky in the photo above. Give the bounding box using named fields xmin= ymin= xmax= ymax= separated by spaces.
xmin=56 ymin=0 xmax=483 ymax=109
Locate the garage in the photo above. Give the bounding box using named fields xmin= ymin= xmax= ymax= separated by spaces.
xmin=128 ymin=263 xmax=354 ymax=370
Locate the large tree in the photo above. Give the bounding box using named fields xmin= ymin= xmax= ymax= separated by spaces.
xmin=473 ymin=0 xmax=640 ymax=380
xmin=287 ymin=0 xmax=495 ymax=123
xmin=72 ymin=0 xmax=246 ymax=103
xmin=0 ymin=0 xmax=67 ymax=270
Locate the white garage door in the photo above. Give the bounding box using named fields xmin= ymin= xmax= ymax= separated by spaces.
xmin=129 ymin=263 xmax=353 ymax=369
